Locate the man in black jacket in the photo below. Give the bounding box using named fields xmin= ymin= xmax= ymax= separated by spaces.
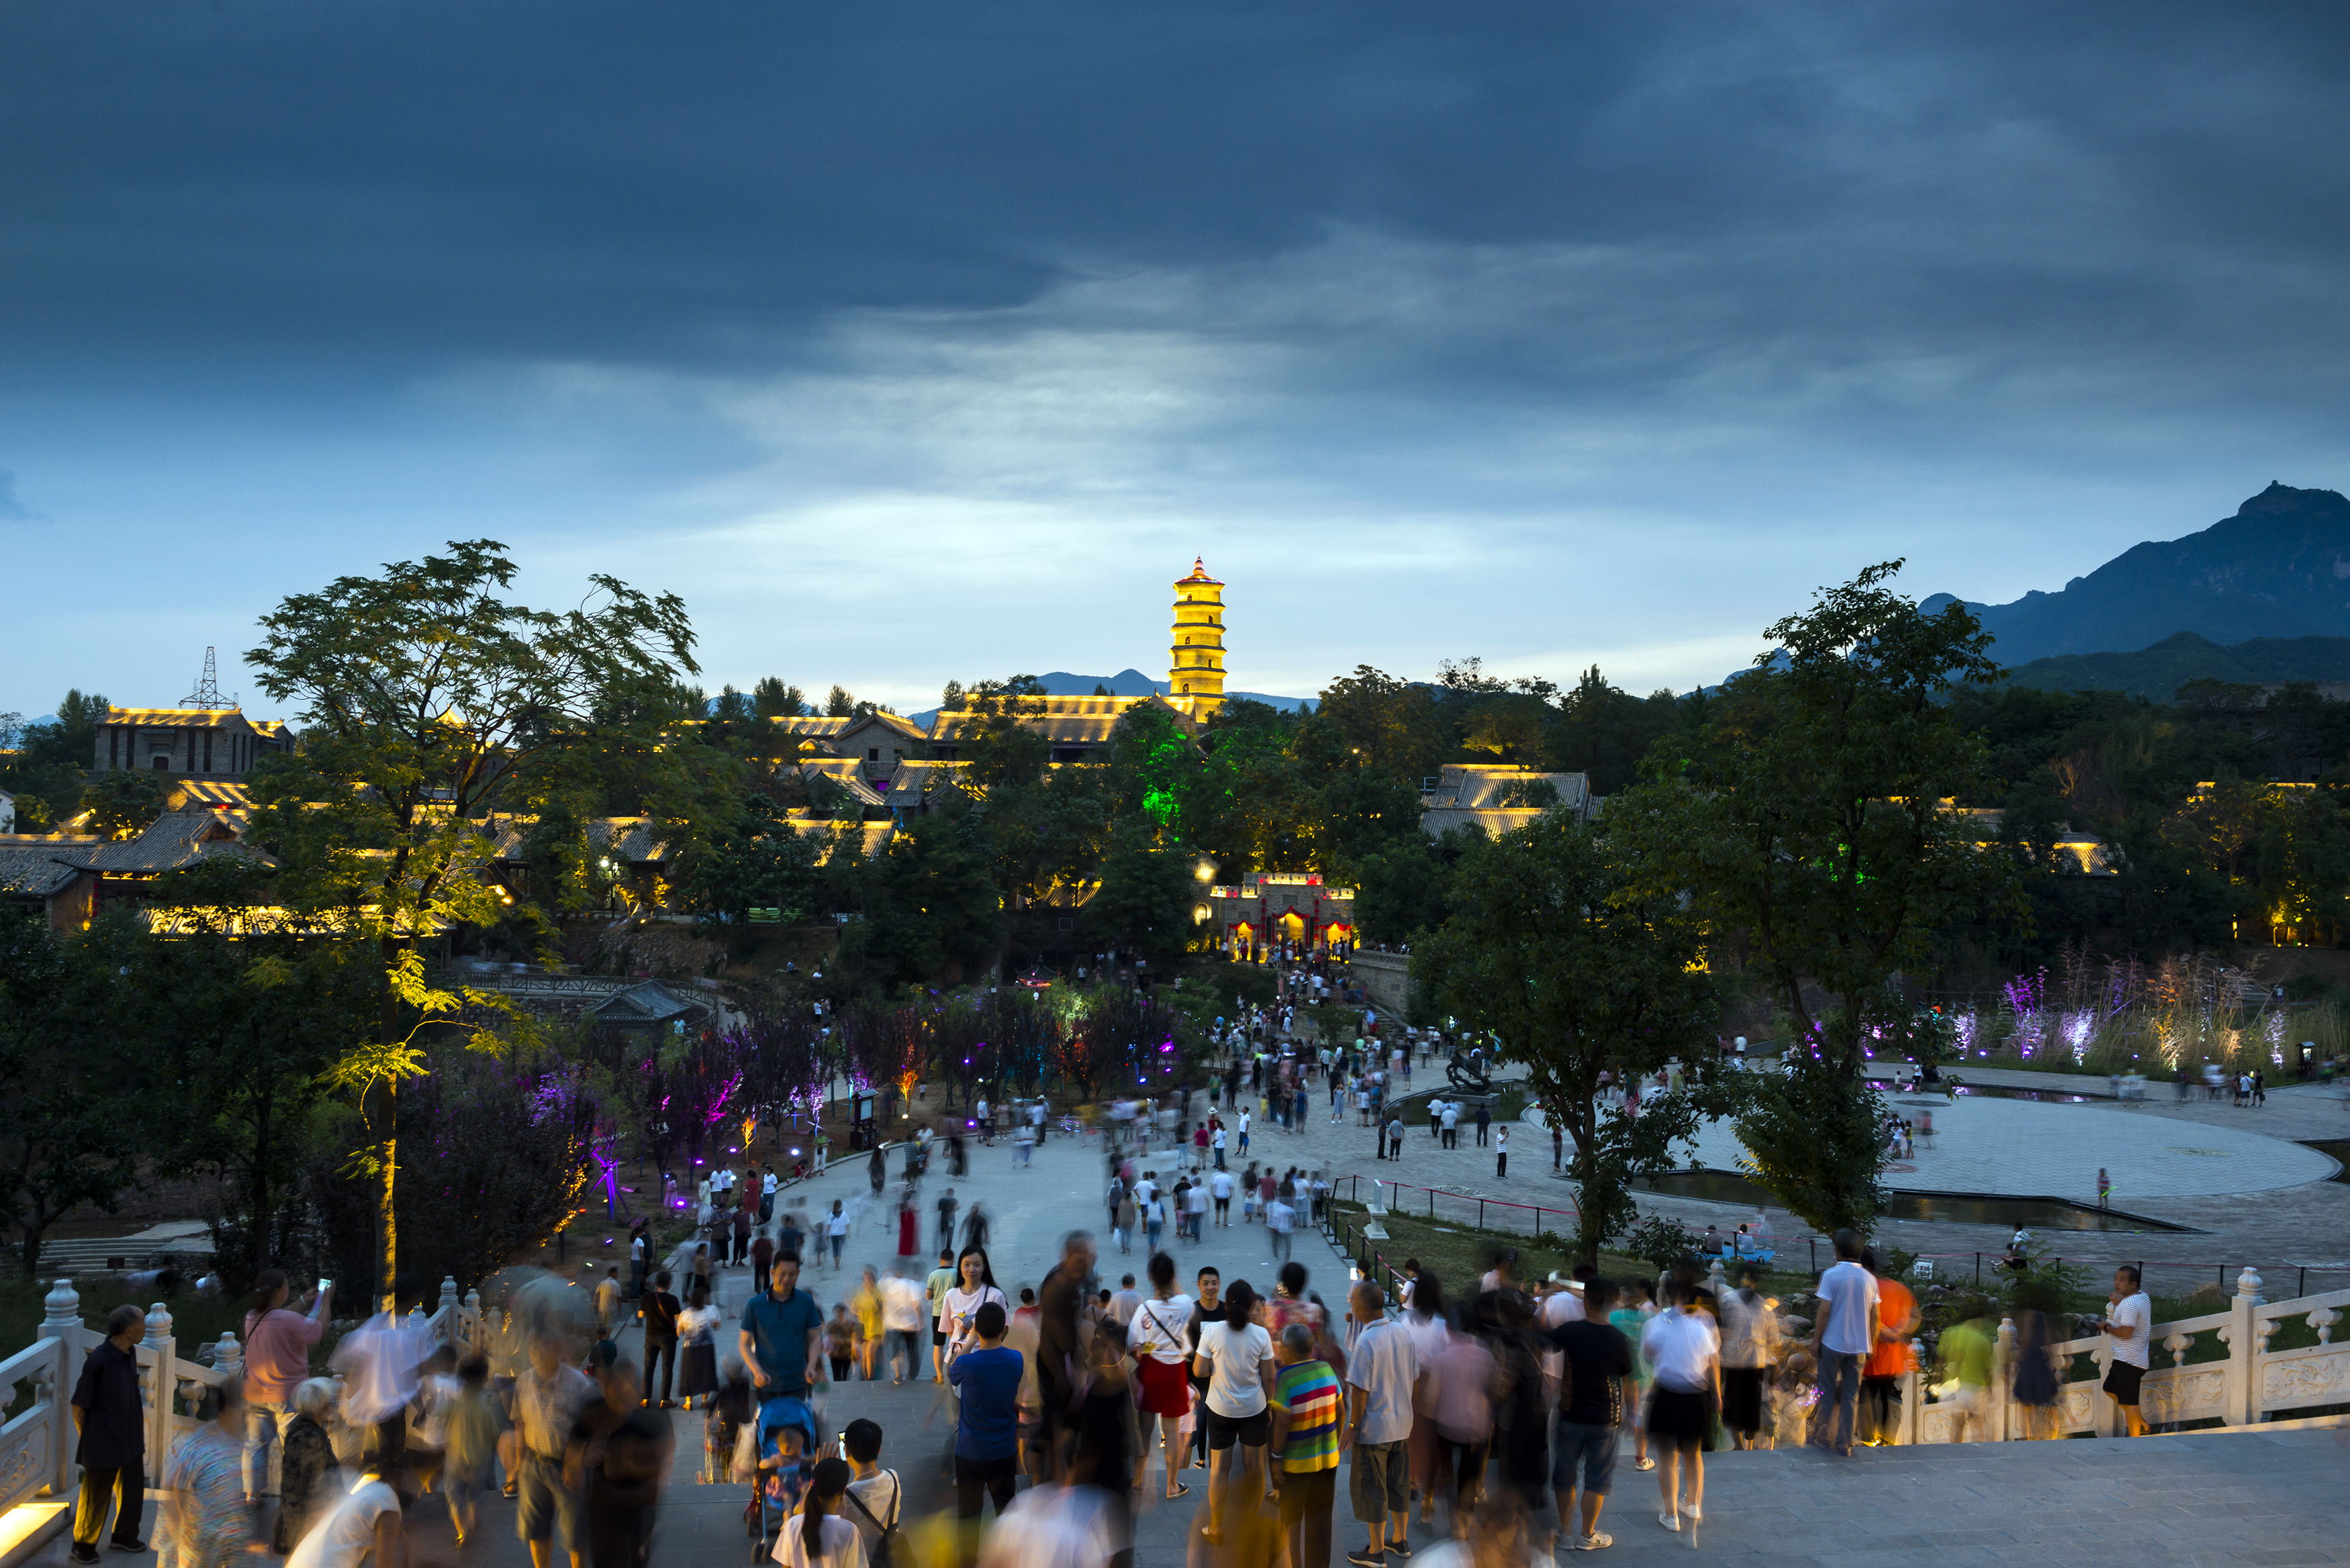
xmin=70 ymin=1305 xmax=148 ymax=1563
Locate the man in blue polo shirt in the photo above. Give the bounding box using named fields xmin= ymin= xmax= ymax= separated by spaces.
xmin=739 ymin=1250 xmax=826 ymax=1396
xmin=945 ymin=1301 xmax=1023 ymax=1528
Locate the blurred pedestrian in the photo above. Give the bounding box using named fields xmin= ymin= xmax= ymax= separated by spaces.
xmin=442 ymin=1359 xmax=505 ymax=1550
xmin=273 ymin=1379 xmax=342 ymax=1557
xmin=282 ymin=1441 xmax=404 ymax=1568
xmin=642 ymin=1271 xmax=682 ymax=1408
xmin=1863 ymin=1249 xmax=1916 ymax=1445
xmin=1640 ymin=1279 xmax=1719 ymax=1533
xmin=1127 ymin=1253 xmax=1195 ymax=1500
xmin=1404 ymin=1271 xmax=1451 ymax=1528
xmin=1427 ymin=1296 xmax=1497 ymax=1537
xmin=1809 ymin=1228 xmax=1877 ymax=1457
xmin=1035 ymin=1232 xmax=1097 ymax=1480
xmin=515 ymin=1330 xmax=594 ymax=1568
xmin=241 ymin=1268 xmax=333 ymax=1501
xmin=570 ymin=1357 xmax=671 ymax=1568
xmin=160 ymin=1375 xmax=252 ymax=1568
xmin=1717 ymin=1265 xmax=1778 ymax=1451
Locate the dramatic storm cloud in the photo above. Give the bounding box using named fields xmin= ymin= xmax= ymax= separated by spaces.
xmin=5 ymin=2 xmax=2348 ymax=712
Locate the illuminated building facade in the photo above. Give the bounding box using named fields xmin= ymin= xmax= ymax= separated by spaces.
xmin=1201 ymin=873 xmax=1356 ymax=960
xmin=1169 ymin=558 xmax=1226 ymax=718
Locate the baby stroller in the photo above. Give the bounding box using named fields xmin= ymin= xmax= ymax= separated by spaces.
xmin=744 ymin=1391 xmax=821 ymax=1560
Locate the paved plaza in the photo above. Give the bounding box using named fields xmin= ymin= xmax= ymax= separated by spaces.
xmin=26 ymin=1091 xmax=2350 ymax=1568
xmin=1669 ymin=1091 xmax=2340 ymax=1200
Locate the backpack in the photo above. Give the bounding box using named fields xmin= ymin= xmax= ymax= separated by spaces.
xmin=844 ymin=1469 xmax=902 ymax=1568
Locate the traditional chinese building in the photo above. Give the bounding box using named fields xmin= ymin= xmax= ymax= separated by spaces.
xmin=1201 ymin=873 xmax=1357 ymax=961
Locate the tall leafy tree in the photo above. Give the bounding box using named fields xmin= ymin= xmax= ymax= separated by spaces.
xmin=246 ymin=538 xmax=696 ymax=1308
xmin=1411 ymin=816 xmax=1720 ymax=1264
xmin=0 ymin=915 xmax=149 ymax=1277
xmin=1615 ymin=562 xmax=2020 ymax=1234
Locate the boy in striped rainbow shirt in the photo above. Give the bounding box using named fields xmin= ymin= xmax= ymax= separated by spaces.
xmin=1269 ymin=1322 xmax=1346 ymax=1568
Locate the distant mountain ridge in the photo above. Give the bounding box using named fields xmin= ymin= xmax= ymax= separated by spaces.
xmin=2003 ymin=632 xmax=2350 ymax=703
xmin=904 ymin=670 xmax=1313 ymax=728
xmin=1923 ymin=483 xmax=2350 ymax=665
xmin=1033 ymin=670 xmax=1314 ymax=712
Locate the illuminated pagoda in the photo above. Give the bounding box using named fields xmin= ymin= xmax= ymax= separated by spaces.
xmin=1168 ymin=558 xmax=1226 ymax=720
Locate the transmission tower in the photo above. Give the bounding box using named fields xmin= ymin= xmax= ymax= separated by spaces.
xmin=180 ymin=646 xmax=238 ymax=710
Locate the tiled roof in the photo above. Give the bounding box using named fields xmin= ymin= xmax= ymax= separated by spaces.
xmin=800 ymin=760 xmax=888 ymax=808
xmin=0 ymin=808 xmax=272 ymax=897
xmin=99 ymin=707 xmax=264 ymax=730
xmin=930 ymin=695 xmax=1188 ymax=747
xmin=882 ymin=759 xmax=968 ymax=801
xmin=1421 ymin=764 xmax=1591 ymax=813
xmin=591 ymin=979 xmax=704 ymax=1025
xmin=170 ymin=781 xmax=255 ymax=812
xmin=779 ymin=818 xmax=895 ymax=859
xmin=1420 ymin=806 xmax=1553 ymax=840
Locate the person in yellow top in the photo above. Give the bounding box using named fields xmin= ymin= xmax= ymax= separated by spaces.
xmin=851 ymin=1269 xmax=885 ymax=1381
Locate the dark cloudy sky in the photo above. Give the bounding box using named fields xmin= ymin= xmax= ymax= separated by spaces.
xmin=6 ymin=2 xmax=2349 ymax=717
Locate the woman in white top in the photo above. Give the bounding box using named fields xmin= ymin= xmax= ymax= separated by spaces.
xmin=1188 ymin=1279 xmax=1274 ymax=1545
xmin=773 ymin=1456 xmax=867 ymax=1568
xmin=1403 ymin=1269 xmax=1450 ymax=1526
xmin=1639 ymin=1281 xmax=1722 ymax=1533
xmin=939 ymin=1247 xmax=1008 ymax=1364
xmin=1125 ymin=1252 xmax=1196 ymax=1500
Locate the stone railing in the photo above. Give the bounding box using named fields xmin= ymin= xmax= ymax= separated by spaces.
xmin=0 ymin=1275 xmax=488 ymax=1551
xmin=1881 ymin=1267 xmax=2349 ymax=1443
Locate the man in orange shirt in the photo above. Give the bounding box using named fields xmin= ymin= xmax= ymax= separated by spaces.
xmin=1861 ymin=1248 xmax=1918 ymax=1446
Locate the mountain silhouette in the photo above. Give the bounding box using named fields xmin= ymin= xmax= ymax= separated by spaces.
xmin=1923 ymin=483 xmax=2350 ymax=665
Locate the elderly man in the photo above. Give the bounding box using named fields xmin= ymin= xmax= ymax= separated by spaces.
xmin=70 ymin=1306 xmax=150 ymax=1564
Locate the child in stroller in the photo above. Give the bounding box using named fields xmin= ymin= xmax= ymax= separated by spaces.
xmin=745 ymin=1393 xmax=820 ymax=1553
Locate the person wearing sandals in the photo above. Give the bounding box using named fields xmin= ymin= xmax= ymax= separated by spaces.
xmin=1607 ymin=1281 xmax=1656 ymax=1473
xmin=1640 ymin=1280 xmax=1720 ymax=1535
xmin=1124 ymin=1253 xmax=1196 ymax=1502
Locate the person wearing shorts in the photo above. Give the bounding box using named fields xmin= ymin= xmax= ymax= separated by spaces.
xmin=1544 ymin=1276 xmax=1636 ymax=1551
xmin=2100 ymin=1265 xmax=2151 ymax=1436
xmin=1191 ymin=1281 xmax=1275 ymax=1546
xmin=1344 ymin=1281 xmax=1415 ymax=1567
xmin=1640 ymin=1282 xmax=1719 ymax=1534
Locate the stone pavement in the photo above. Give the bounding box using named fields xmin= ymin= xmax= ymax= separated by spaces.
xmin=30 ymin=1099 xmax=2350 ymax=1568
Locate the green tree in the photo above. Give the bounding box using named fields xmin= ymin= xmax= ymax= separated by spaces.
xmin=825 ymin=685 xmax=857 ymax=718
xmin=0 ymin=916 xmax=148 ymax=1277
xmin=752 ymin=677 xmax=806 ymax=719
xmin=0 ymin=688 xmax=110 ymax=830
xmin=80 ymin=769 xmax=170 ymax=838
xmin=1615 ymin=562 xmax=2020 ymax=1235
xmin=246 ymin=538 xmax=696 ymax=1308
xmin=1411 ymin=816 xmax=1721 ymax=1264
xmin=673 ymin=792 xmax=825 ymax=930
xmin=1085 ymin=828 xmax=1199 ymax=961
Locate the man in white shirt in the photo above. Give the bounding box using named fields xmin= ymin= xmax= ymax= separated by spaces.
xmin=1345 ymin=1279 xmax=1416 ymax=1565
xmin=1809 ymin=1228 xmax=1879 ymax=1457
xmin=1109 ymin=1275 xmax=1144 ymax=1327
xmin=1238 ymin=1107 xmax=1252 ymax=1155
xmin=1439 ymin=1101 xmax=1460 ymax=1148
xmin=2097 ymin=1265 xmax=2152 ymax=1436
xmin=1264 ymin=1195 xmax=1295 ymax=1267
xmin=1209 ymin=1169 xmax=1235 ymax=1227
xmin=878 ymin=1267 xmax=928 ymax=1384
xmin=1211 ymin=1122 xmax=1228 ymax=1170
